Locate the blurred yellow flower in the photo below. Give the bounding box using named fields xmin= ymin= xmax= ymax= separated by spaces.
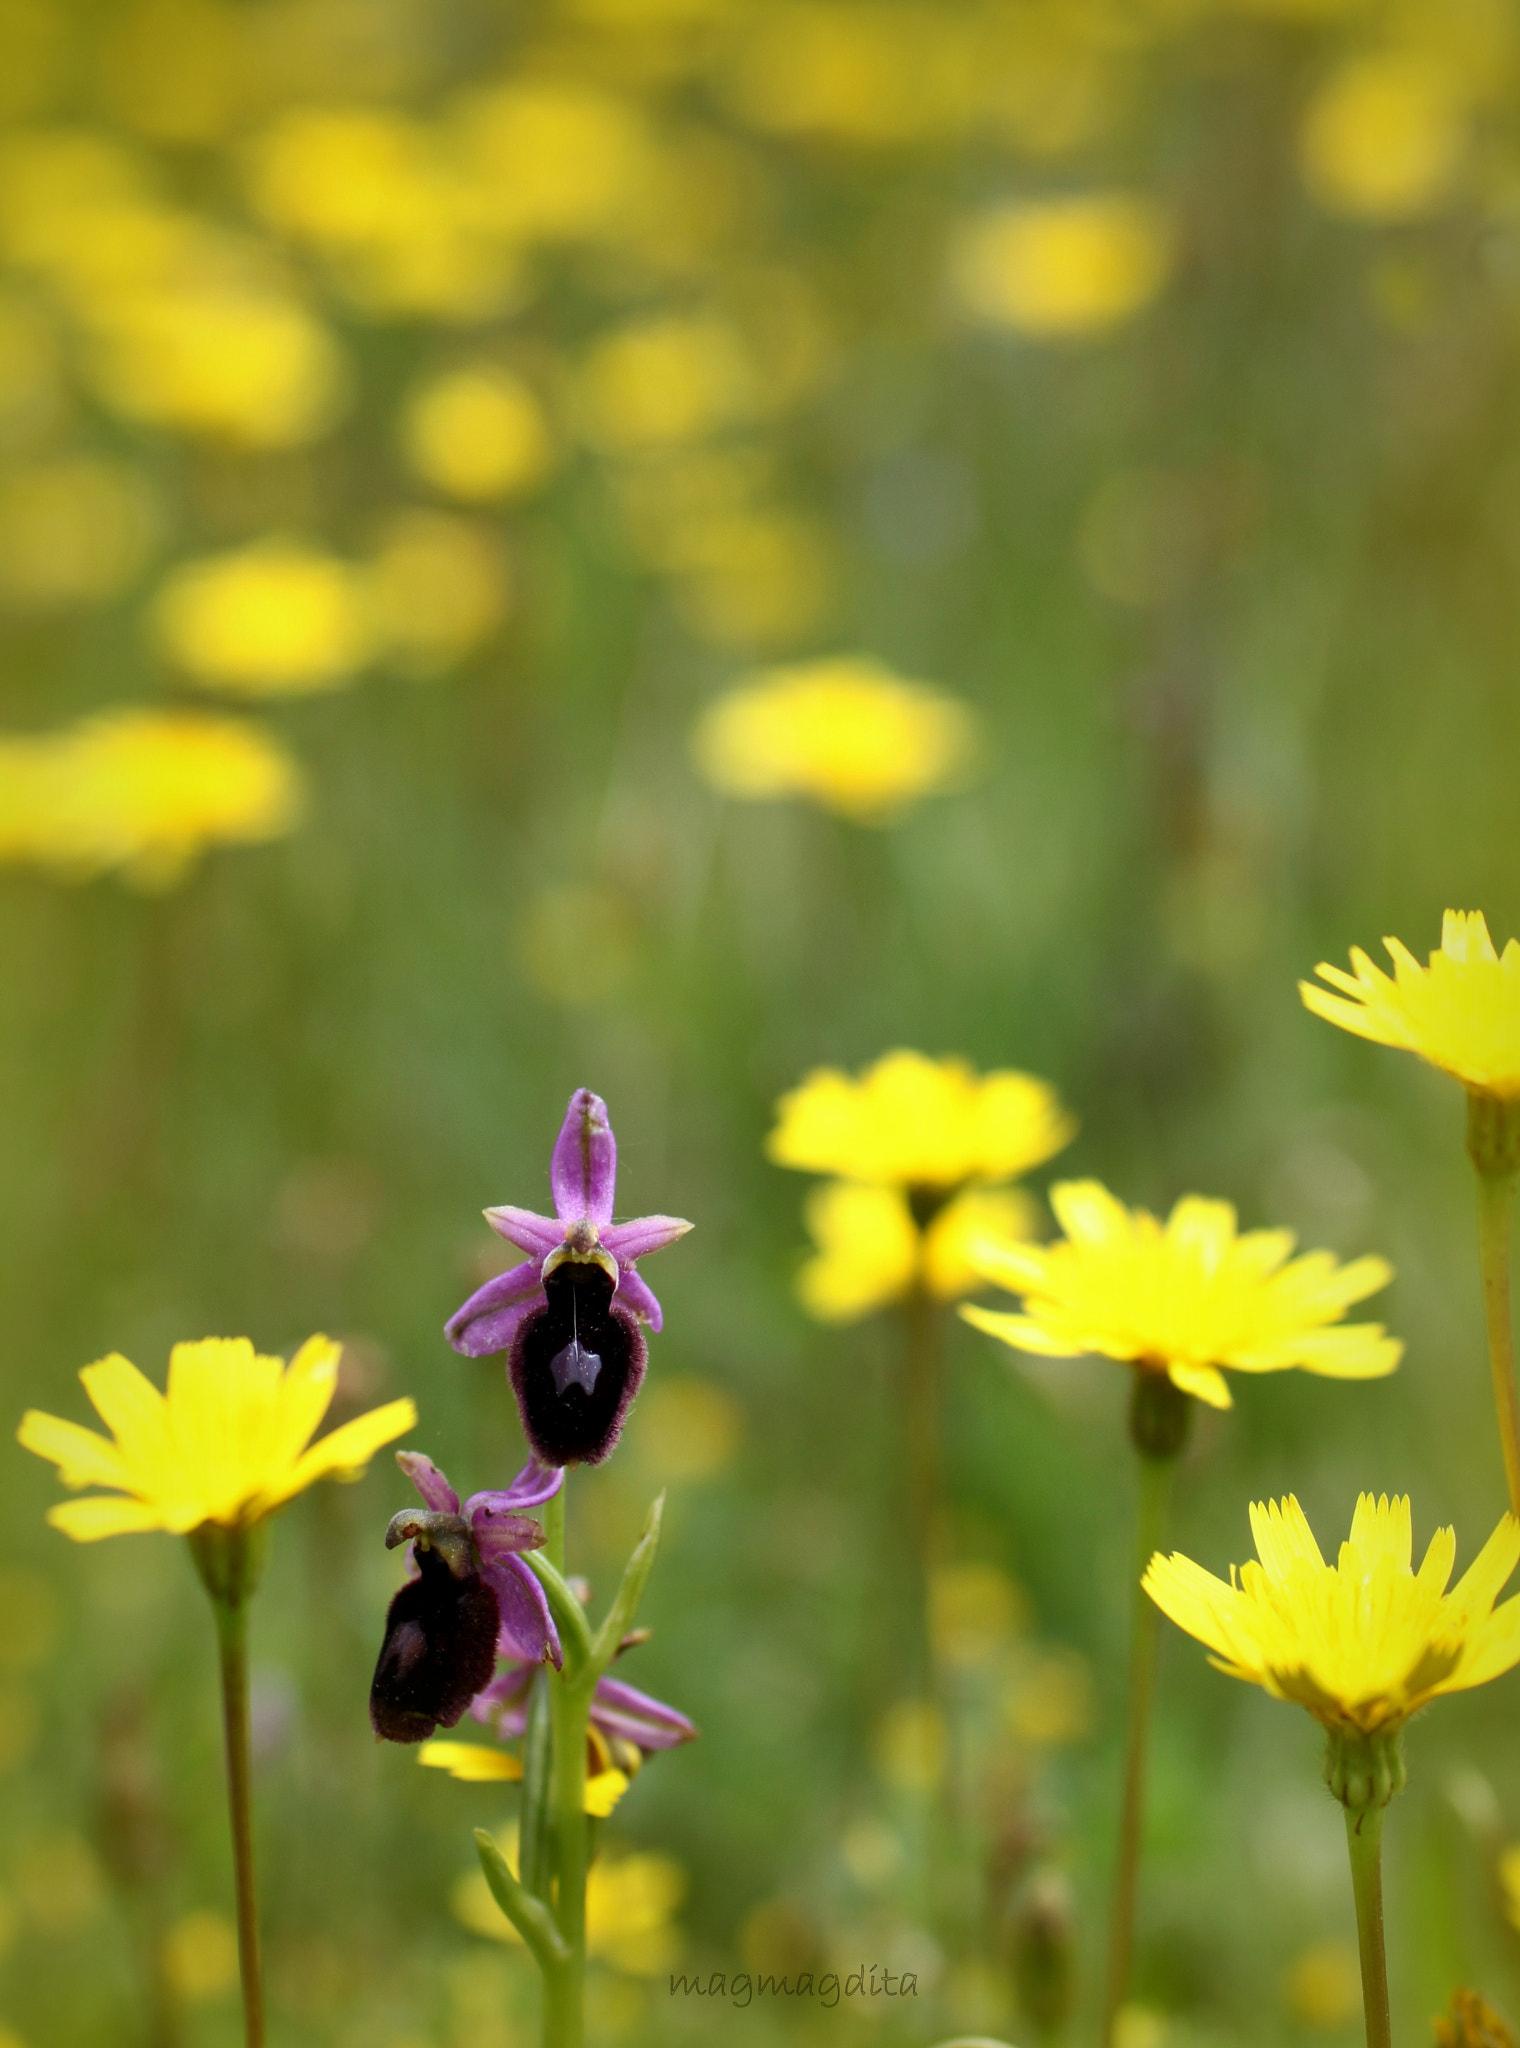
xmin=18 ymin=1336 xmax=415 ymax=1540
xmin=365 ymin=511 xmax=509 ymax=676
xmin=418 ymin=1742 xmax=628 ymax=1813
xmin=0 ymin=294 xmax=63 ymax=446
xmin=456 ymin=1834 xmax=685 ymax=1973
xmin=452 ymin=81 xmax=657 ymax=245
xmin=1301 ymin=911 xmax=1520 ymax=1097
xmin=578 ymin=313 xmax=759 ymax=453
xmin=669 ymin=508 xmax=837 ymax=650
xmin=722 ymin=4 xmax=975 ymax=146
xmin=770 ymin=1048 xmax=1073 ymax=1190
xmin=929 ymin=1559 xmax=1027 ymax=1668
xmin=964 ymin=1180 xmax=1400 ymax=1409
xmin=153 ymin=540 xmax=373 ymax=693
xmin=401 ymin=365 xmax=555 ymax=502
xmin=85 ymin=286 xmax=346 ymax=447
xmin=950 ymin=193 xmax=1172 ymax=339
xmin=874 ymin=1698 xmax=945 ymax=1792
xmin=1144 ymin=1493 xmax=1520 ymax=1732
xmin=0 ymin=709 xmax=302 ymax=889
xmin=1284 ymin=1939 xmax=1361 ymax=2028
xmin=0 ymin=457 xmax=159 ymax=609
xmin=245 ymin=108 xmax=520 ymax=324
xmin=1300 ymin=54 xmax=1468 ymax=221
xmin=1499 ymin=1841 xmax=1520 ymax=1930
xmin=692 ymin=657 xmax=977 ymax=821
xmin=797 ymin=1179 xmax=1036 ymax=1322
xmin=630 ymin=1378 xmax=742 ymax=1482
xmin=163 ymin=1909 xmax=240 ymax=2003
xmin=1004 ymin=1647 xmax=1095 ymax=1745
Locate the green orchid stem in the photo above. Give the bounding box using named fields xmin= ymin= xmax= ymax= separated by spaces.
xmin=1101 ymin=1401 xmax=1183 ymax=2048
xmin=1344 ymin=1802 xmax=1391 ymax=2048
xmin=1474 ymin=1168 xmax=1520 ymax=1520
xmin=539 ymin=1474 xmax=589 ymax=2048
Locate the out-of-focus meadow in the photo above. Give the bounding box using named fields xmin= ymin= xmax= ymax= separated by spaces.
xmin=3 ymin=0 xmax=1520 ymax=2042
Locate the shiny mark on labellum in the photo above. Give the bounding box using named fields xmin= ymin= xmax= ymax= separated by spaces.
xmin=515 ymin=1259 xmax=642 ymax=1466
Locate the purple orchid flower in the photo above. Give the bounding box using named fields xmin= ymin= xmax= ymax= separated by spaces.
xmin=445 ymin=1089 xmax=692 ymax=1467
xmin=471 ymin=1653 xmax=696 ymax=1777
xmin=368 ymin=1451 xmax=563 ymax=1745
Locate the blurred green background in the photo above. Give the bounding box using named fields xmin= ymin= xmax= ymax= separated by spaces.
xmin=2 ymin=0 xmax=1520 ymax=2042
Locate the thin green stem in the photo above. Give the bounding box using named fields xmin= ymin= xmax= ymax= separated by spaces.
xmin=1101 ymin=1449 xmax=1176 ymax=2048
xmin=901 ymin=1281 xmax=945 ymax=1684
xmin=1344 ymin=1802 xmax=1391 ymax=2048
xmin=546 ymin=1668 xmax=591 ymax=2048
xmin=1475 ymin=1170 xmax=1520 ymax=1519
xmin=543 ymin=1482 xmax=566 ymax=1577
xmin=212 ymin=1596 xmax=264 ymax=2048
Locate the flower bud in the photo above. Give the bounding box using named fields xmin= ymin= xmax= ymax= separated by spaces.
xmin=1323 ymin=1725 xmax=1406 ymax=1813
xmin=1467 ymin=1090 xmax=1520 ymax=1182
xmin=1128 ymin=1370 xmax=1192 ymax=1463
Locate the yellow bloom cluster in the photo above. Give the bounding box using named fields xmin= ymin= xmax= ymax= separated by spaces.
xmin=1302 ymin=910 xmax=1520 ymax=1097
xmin=0 ymin=709 xmax=302 ymax=889
xmin=691 ymin=658 xmax=977 ymax=823
xmin=771 ymin=1049 xmax=1073 ymax=1189
xmin=965 ymin=1181 xmax=1400 ymax=1409
xmin=770 ymin=1050 xmax=1070 ymax=1323
xmin=799 ymin=1181 xmax=1036 ymax=1323
xmin=1144 ymin=1494 xmax=1520 ymax=1733
xmin=19 ymin=1338 xmax=415 ymax=1540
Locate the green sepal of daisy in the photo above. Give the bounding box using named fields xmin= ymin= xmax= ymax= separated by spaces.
xmin=1468 ymin=1088 xmax=1520 ymax=1182
xmin=1324 ymin=1725 xmax=1406 ymax=1813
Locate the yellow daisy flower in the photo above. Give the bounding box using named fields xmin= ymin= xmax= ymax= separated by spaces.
xmin=963 ymin=1180 xmax=1400 ymax=1409
xmin=1143 ymin=1493 xmax=1520 ymax=1735
xmin=1301 ymin=910 xmax=1520 ymax=1098
xmin=769 ymin=1049 xmax=1074 ymax=1193
xmin=690 ymin=656 xmax=977 ymax=823
xmin=18 ymin=1336 xmax=416 ymax=1541
xmin=796 ymin=1179 xmax=1036 ymax=1323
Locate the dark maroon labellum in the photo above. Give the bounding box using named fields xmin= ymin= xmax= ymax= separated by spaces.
xmin=368 ymin=1546 xmax=500 ymax=1744
xmin=512 ymin=1260 xmax=645 ymax=1467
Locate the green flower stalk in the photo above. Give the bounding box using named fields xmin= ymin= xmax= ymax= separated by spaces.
xmin=1145 ymin=1493 xmax=1520 ymax=2048
xmin=18 ymin=1335 xmax=415 ymax=2048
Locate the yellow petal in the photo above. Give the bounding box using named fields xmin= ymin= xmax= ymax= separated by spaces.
xmin=1165 ymin=1361 xmax=1232 ymax=1408
xmin=47 ymin=1494 xmax=168 ymax=1541
xmin=17 ymin=1410 xmax=132 ymax=1491
xmin=584 ymin=1769 xmax=630 ymax=1818
xmin=959 ymin=1304 xmax=1085 ymax=1357
xmin=418 ymin=1742 xmax=525 ymax=1782
xmin=268 ymin=1397 xmax=418 ymax=1508
xmin=1249 ymin=1496 xmax=1325 ymax=1578
xmin=266 ymin=1334 xmax=341 ymax=1471
xmin=79 ymin=1353 xmax=174 ymax=1488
